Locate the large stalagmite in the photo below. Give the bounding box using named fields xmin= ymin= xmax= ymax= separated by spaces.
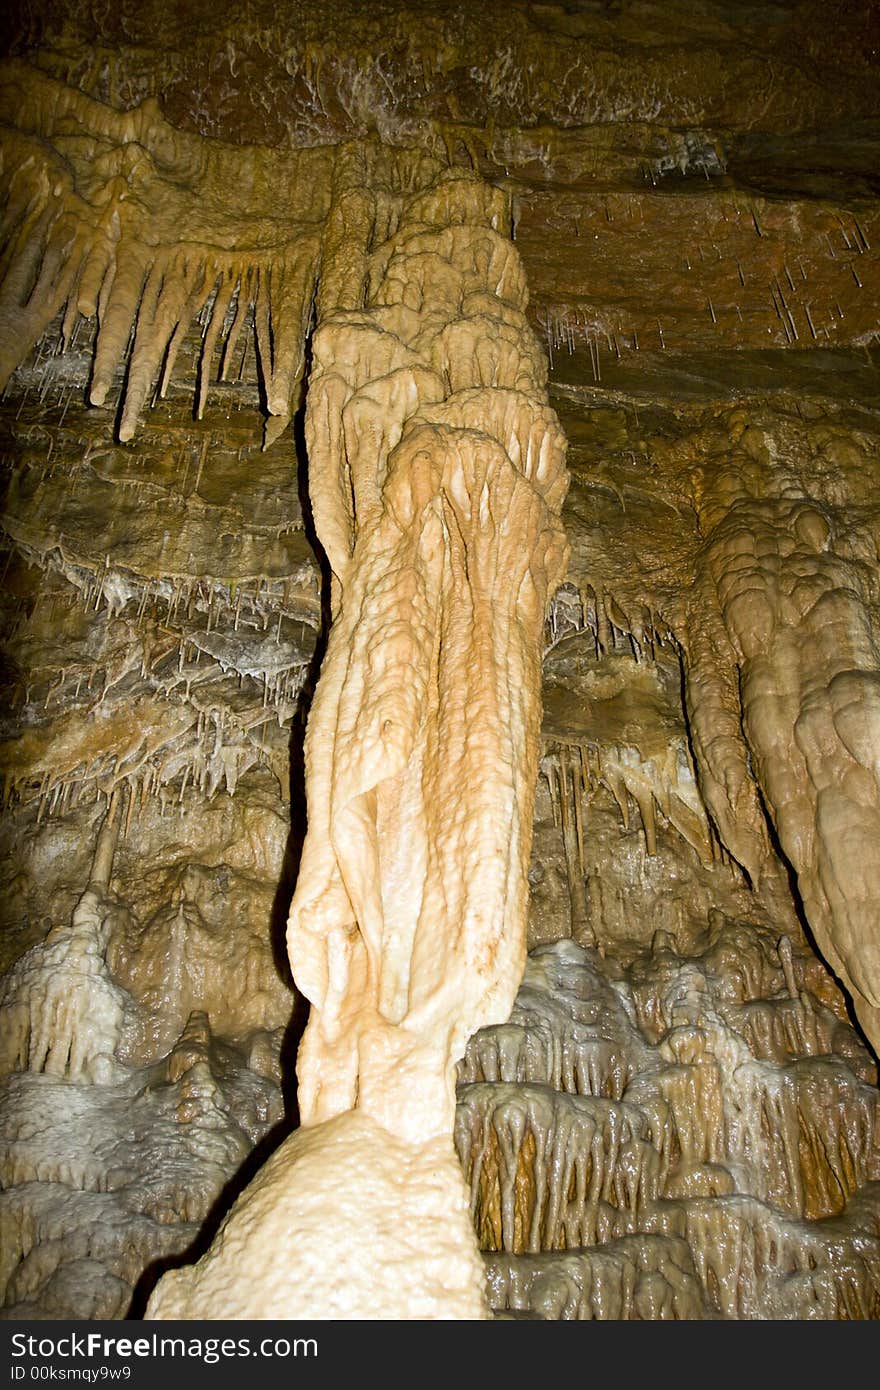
xmin=290 ymin=166 xmax=569 ymax=1139
xmin=145 ymin=156 xmax=568 ymax=1313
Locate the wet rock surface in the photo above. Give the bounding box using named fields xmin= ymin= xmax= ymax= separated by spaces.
xmin=1 ymin=0 xmax=879 ymax=1320
xmin=459 ymin=937 xmax=880 ymax=1319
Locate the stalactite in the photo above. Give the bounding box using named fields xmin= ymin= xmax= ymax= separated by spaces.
xmin=460 ymin=937 xmax=880 ymax=1319
xmin=0 ymin=63 xmax=330 ymax=442
xmin=456 ymin=1082 xmax=663 ymax=1253
xmin=485 ymin=1236 xmax=709 ymax=1319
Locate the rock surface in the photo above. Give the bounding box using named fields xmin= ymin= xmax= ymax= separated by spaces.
xmin=1 ymin=0 xmax=879 ymax=1321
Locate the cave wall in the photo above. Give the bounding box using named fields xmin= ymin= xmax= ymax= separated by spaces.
xmin=1 ymin=0 xmax=880 ymax=1320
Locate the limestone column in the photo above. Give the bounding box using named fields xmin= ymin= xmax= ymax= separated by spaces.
xmin=146 ymin=149 xmax=569 ymax=1318
xmin=290 ymin=154 xmax=569 ymax=1139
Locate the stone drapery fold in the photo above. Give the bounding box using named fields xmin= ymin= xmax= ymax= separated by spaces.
xmin=289 ymin=166 xmax=569 ymax=1141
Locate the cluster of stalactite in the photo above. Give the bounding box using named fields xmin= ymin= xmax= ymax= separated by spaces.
xmin=0 ymin=62 xmax=334 ymax=445
xmin=540 ymin=423 xmax=880 ymax=1059
xmin=457 ymin=936 xmax=880 ymax=1319
xmin=539 ymin=732 xmax=717 ymax=947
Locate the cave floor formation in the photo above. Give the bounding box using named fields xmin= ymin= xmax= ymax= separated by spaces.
xmin=2 ymin=0 xmax=880 ymax=1320
xmin=461 ymin=935 xmax=880 ymax=1321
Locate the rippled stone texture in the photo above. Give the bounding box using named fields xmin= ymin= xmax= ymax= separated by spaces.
xmin=146 ymin=151 xmax=568 ymax=1319
xmin=289 ymin=164 xmax=568 ymax=1143
xmin=459 ymin=939 xmax=880 ymax=1320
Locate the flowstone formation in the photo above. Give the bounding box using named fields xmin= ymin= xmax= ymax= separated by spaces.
xmin=459 ymin=880 xmax=880 ymax=1319
xmin=2 ymin=0 xmax=880 ymax=1322
xmin=289 ymin=161 xmax=568 ymax=1140
xmin=147 ymin=149 xmax=568 ymax=1319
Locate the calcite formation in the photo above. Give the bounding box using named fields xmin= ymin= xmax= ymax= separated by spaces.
xmin=692 ymin=468 xmax=880 ymax=1050
xmin=147 ymin=149 xmax=568 ymax=1319
xmin=0 ymin=61 xmax=330 ymax=445
xmin=459 ymin=936 xmax=880 ymax=1320
xmin=1 ymin=0 xmax=880 ymax=1323
xmin=144 ymin=1110 xmax=488 ymax=1320
xmin=288 ymin=162 xmax=568 ymax=1143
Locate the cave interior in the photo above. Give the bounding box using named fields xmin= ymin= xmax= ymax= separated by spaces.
xmin=1 ymin=0 xmax=880 ymax=1321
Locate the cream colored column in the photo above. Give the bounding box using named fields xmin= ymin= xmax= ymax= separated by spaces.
xmin=289 ymin=158 xmax=569 ymax=1141
xmin=147 ymin=152 xmax=568 ymax=1319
